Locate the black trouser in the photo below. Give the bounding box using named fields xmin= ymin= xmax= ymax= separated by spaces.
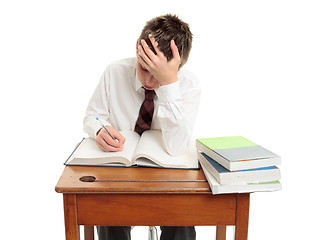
xmin=97 ymin=226 xmax=196 ymax=240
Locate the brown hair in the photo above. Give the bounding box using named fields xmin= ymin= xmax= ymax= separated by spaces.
xmin=139 ymin=14 xmax=193 ymax=68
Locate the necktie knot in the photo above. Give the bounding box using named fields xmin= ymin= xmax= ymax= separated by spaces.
xmin=145 ymin=89 xmax=156 ymax=101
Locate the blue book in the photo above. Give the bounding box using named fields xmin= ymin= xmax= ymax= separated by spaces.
xmin=198 ymin=152 xmax=281 ymax=185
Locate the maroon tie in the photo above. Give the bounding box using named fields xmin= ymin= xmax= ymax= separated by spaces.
xmin=134 ymin=88 xmax=156 ymax=135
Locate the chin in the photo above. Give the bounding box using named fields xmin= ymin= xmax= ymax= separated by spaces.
xmin=143 ymin=83 xmax=161 ymax=90
xmin=143 ymin=85 xmax=155 ymax=90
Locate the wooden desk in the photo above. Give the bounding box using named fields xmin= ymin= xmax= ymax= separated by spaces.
xmin=55 ymin=166 xmax=249 ymax=240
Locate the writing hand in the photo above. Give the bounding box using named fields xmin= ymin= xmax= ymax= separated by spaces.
xmin=137 ymin=35 xmax=181 ymax=86
xmin=96 ymin=126 xmax=125 ymax=152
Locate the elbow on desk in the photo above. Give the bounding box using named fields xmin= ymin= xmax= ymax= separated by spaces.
xmin=164 ymin=139 xmax=189 ymax=157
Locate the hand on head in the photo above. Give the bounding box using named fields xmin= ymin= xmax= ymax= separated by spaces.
xmin=137 ymin=35 xmax=181 ymax=86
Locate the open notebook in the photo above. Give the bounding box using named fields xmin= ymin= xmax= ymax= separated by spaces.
xmin=65 ymin=130 xmax=199 ymax=169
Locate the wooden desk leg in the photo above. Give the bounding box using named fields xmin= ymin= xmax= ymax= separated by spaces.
xmin=63 ymin=194 xmax=80 ymax=240
xmin=84 ymin=226 xmax=94 ymax=240
xmin=235 ymin=193 xmax=250 ymax=240
xmin=216 ymin=225 xmax=226 ymax=240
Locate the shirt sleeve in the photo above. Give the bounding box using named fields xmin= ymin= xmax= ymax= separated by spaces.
xmin=83 ymin=67 xmax=112 ymax=139
xmin=155 ymin=75 xmax=201 ymax=156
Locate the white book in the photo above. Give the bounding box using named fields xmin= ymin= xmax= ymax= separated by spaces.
xmin=198 ymin=151 xmax=281 ymax=185
xmin=65 ymin=130 xmax=199 ymax=169
xmin=201 ymin=163 xmax=282 ymax=194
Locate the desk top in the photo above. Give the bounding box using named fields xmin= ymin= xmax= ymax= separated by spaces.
xmin=55 ymin=166 xmax=211 ymax=194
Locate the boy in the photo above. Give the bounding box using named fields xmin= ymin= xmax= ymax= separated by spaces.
xmin=84 ymin=14 xmax=201 ymax=240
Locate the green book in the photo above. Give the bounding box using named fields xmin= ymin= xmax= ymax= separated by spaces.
xmin=196 ymin=136 xmax=281 ymax=171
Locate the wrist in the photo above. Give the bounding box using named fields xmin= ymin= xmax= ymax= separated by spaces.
xmin=159 ymin=75 xmax=178 ymax=86
xmin=96 ymin=127 xmax=103 ymax=136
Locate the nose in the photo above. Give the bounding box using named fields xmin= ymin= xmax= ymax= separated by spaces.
xmin=146 ymin=75 xmax=157 ymax=86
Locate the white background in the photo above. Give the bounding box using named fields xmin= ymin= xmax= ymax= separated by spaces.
xmin=1 ymin=0 xmax=323 ymax=239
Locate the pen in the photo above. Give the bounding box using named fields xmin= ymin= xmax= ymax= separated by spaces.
xmin=96 ymin=117 xmax=117 ymax=141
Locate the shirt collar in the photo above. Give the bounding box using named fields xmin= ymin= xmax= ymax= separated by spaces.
xmin=135 ymin=68 xmax=143 ymax=92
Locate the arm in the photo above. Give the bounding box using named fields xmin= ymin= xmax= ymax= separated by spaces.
xmin=156 ymin=80 xmax=201 ymax=156
xmin=83 ymin=67 xmax=125 ymax=151
xmin=137 ymin=36 xmax=201 ymax=155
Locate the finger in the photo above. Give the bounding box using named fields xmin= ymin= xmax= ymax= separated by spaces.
xmin=96 ymin=136 xmax=123 ymax=152
xmin=96 ymin=136 xmax=110 ymax=151
xmin=96 ymin=141 xmax=123 ymax=152
xmin=105 ymin=145 xmax=123 ymax=152
xmin=138 ymin=45 xmax=152 ymax=66
xmin=112 ymin=131 xmax=125 ymax=145
xmin=103 ymin=133 xmax=122 ymax=148
xmin=95 ymin=139 xmax=106 ymax=151
xmin=141 ymin=39 xmax=157 ymax=61
xmin=99 ymin=130 xmax=122 ymax=148
xmin=170 ymin=39 xmax=181 ymax=60
xmin=137 ymin=51 xmax=150 ymax=70
xmin=120 ymin=137 xmax=126 ymax=145
xmin=148 ymin=34 xmax=163 ymax=57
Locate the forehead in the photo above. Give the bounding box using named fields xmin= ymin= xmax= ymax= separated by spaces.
xmin=136 ymin=59 xmax=148 ymax=72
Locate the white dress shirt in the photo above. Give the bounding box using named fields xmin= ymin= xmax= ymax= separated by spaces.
xmin=83 ymin=58 xmax=201 ymax=156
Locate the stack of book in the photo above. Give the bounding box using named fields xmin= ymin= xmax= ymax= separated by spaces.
xmin=196 ymin=136 xmax=282 ymax=194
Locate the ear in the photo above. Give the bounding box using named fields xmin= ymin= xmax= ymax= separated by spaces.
xmin=136 ymin=39 xmax=139 ymax=52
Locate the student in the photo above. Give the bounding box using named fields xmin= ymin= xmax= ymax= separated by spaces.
xmin=84 ymin=14 xmax=201 ymax=240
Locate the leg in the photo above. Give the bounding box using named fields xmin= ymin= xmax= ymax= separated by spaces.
xmin=96 ymin=226 xmax=131 ymax=240
xmin=216 ymin=225 xmax=226 ymax=240
xmin=235 ymin=193 xmax=250 ymax=240
xmin=149 ymin=226 xmax=158 ymax=240
xmin=84 ymin=226 xmax=94 ymax=240
xmin=160 ymin=226 xmax=196 ymax=240
xmin=63 ymin=194 xmax=80 ymax=240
